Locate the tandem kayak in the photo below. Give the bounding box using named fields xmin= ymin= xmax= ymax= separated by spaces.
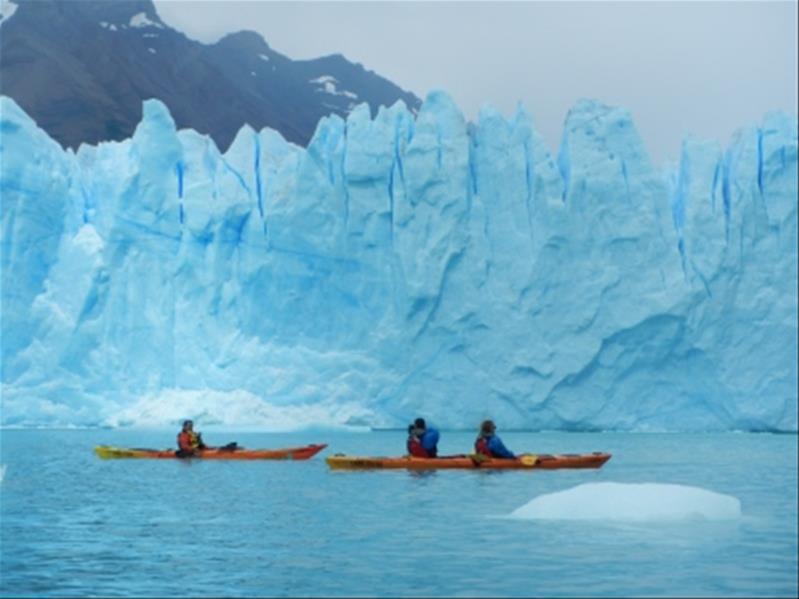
xmin=95 ymin=443 xmax=327 ymax=460
xmin=326 ymin=452 xmax=611 ymax=470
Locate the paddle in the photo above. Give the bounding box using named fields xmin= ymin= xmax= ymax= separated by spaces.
xmin=467 ymin=453 xmax=538 ymax=466
xmin=199 ymin=442 xmax=239 ymax=452
xmin=195 ymin=432 xmax=238 ymax=452
xmin=468 ymin=453 xmax=490 ymax=466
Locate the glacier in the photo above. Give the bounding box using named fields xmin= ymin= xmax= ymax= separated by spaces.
xmin=0 ymin=92 xmax=796 ymax=431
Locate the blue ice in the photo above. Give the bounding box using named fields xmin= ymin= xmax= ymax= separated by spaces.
xmin=0 ymin=93 xmax=796 ymax=431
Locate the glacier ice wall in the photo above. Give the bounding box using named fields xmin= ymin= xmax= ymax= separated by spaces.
xmin=1 ymin=93 xmax=796 ymax=431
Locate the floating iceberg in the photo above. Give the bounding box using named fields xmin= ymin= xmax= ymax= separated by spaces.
xmin=0 ymin=92 xmax=796 ymax=431
xmin=509 ymin=482 xmax=742 ymax=522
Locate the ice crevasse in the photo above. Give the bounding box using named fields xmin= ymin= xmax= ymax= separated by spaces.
xmin=0 ymin=92 xmax=796 ymax=431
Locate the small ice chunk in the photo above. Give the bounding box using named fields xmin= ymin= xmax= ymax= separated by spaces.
xmin=73 ymin=223 xmax=104 ymax=255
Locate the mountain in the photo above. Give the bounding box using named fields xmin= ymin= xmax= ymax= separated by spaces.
xmin=0 ymin=0 xmax=421 ymax=150
xmin=1 ymin=92 xmax=796 ymax=431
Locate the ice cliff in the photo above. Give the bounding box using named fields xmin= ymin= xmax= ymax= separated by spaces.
xmin=1 ymin=93 xmax=796 ymax=431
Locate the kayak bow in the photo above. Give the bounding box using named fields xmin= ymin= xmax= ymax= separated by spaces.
xmin=94 ymin=443 xmax=327 ymax=460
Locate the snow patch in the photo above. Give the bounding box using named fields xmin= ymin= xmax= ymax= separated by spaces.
xmin=310 ymin=75 xmax=358 ymax=100
xmin=148 ymin=48 xmax=156 ymax=55
xmin=258 ymin=53 xmax=270 ymax=62
xmin=310 ymin=75 xmax=336 ymax=84
xmin=0 ymin=0 xmax=18 ymax=26
xmin=129 ymin=12 xmax=163 ymax=29
xmin=251 ymin=71 xmax=256 ymax=77
xmin=509 ymin=482 xmax=742 ymax=522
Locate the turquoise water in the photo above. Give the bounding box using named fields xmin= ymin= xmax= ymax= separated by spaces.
xmin=1 ymin=430 xmax=796 ymax=597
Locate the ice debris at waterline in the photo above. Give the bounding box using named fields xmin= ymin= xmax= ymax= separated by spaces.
xmin=104 ymin=389 xmax=375 ymax=431
xmin=1 ymin=92 xmax=796 ymax=431
xmin=509 ymin=482 xmax=742 ymax=522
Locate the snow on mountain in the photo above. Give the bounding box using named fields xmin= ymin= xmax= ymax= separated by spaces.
xmin=0 ymin=0 xmax=422 ymax=151
xmin=0 ymin=0 xmax=17 ymax=26
xmin=128 ymin=11 xmax=162 ymax=28
xmin=0 ymin=92 xmax=796 ymax=431
xmin=310 ymin=76 xmax=359 ymax=99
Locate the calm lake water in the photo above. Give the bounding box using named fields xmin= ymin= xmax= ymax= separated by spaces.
xmin=1 ymin=430 xmax=797 ymax=597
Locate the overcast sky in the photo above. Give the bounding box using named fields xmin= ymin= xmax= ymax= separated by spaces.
xmin=152 ymin=1 xmax=798 ymax=164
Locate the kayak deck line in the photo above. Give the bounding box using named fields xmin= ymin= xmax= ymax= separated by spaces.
xmin=94 ymin=443 xmax=327 ymax=460
xmin=325 ymin=452 xmax=612 ymax=470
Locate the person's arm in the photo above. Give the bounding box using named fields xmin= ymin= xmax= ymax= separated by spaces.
xmin=489 ymin=436 xmax=515 ymax=459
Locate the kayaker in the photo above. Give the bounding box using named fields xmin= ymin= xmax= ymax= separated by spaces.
xmin=474 ymin=420 xmax=515 ymax=459
xmin=176 ymin=419 xmax=207 ymax=457
xmin=407 ymin=424 xmax=427 ymax=457
xmin=412 ymin=418 xmax=440 ymax=458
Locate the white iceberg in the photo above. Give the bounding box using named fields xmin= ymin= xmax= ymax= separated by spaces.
xmin=509 ymin=482 xmax=742 ymax=522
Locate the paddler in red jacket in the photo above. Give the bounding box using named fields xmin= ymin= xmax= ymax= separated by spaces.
xmin=176 ymin=419 xmax=207 ymax=457
xmin=407 ymin=424 xmax=428 ymax=457
xmin=474 ymin=420 xmax=516 ymax=459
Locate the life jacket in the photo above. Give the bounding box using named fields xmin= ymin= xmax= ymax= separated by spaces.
xmin=420 ymin=429 xmax=439 ymax=457
xmin=407 ymin=436 xmax=428 ymax=457
xmin=177 ymin=430 xmax=200 ymax=452
xmin=475 ymin=436 xmax=491 ymax=456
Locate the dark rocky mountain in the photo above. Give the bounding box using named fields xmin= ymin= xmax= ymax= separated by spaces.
xmin=0 ymin=0 xmax=421 ymax=150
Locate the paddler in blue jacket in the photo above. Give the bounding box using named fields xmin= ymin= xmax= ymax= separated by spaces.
xmin=411 ymin=417 xmax=440 ymax=458
xmin=474 ymin=419 xmax=515 ymax=459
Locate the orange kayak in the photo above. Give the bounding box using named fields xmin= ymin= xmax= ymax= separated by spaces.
xmin=326 ymin=452 xmax=611 ymax=470
xmin=95 ymin=443 xmax=327 ymax=460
